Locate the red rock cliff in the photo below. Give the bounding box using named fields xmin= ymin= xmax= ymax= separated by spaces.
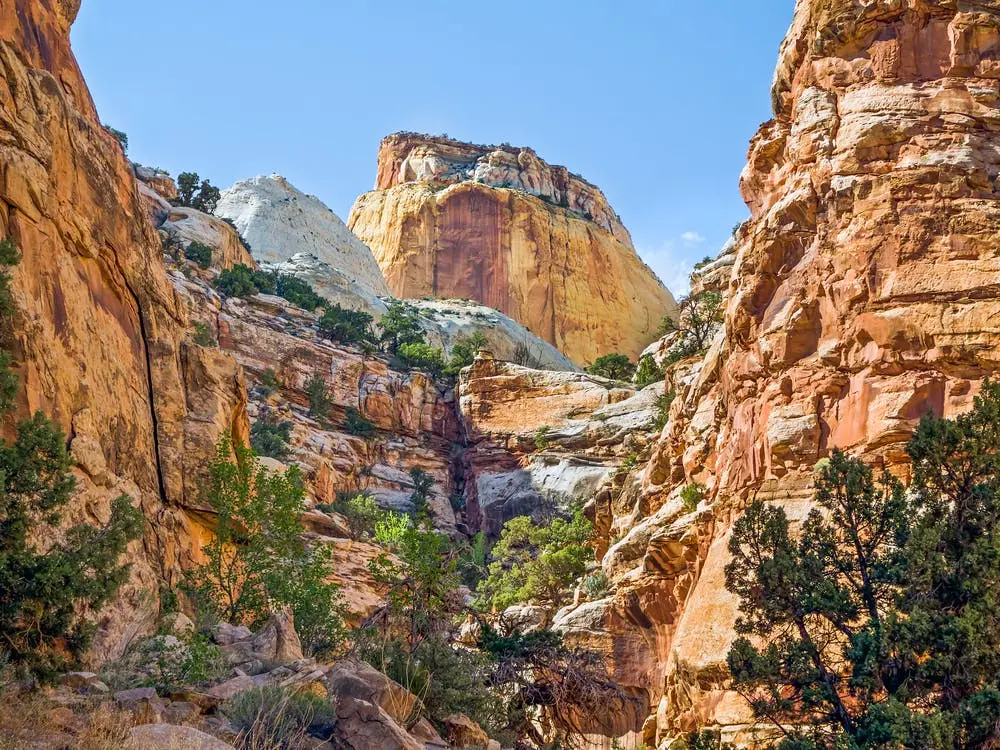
xmin=348 ymin=133 xmax=677 ymax=365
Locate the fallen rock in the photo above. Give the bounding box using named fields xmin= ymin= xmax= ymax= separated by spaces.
xmin=326 ymin=657 xmax=421 ymax=726
xmin=442 ymin=713 xmax=490 ymax=748
xmin=114 ymin=687 xmax=167 ymax=724
xmin=212 ymin=623 xmax=253 ymax=646
xmin=205 ymin=675 xmax=256 ymax=704
xmin=162 ymin=700 xmax=202 ymax=725
xmin=130 ymin=723 xmax=235 ymax=750
xmin=334 ymin=696 xmax=422 ymax=750
xmin=249 ymin=608 xmax=304 ymax=665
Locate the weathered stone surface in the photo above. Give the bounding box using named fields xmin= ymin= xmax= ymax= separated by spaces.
xmin=160 ymin=206 xmax=254 ymax=270
xmin=326 ymin=657 xmax=422 ymax=726
xmin=349 ymin=133 xmax=676 ymax=363
xmin=249 ymin=609 xmax=304 ymax=665
xmin=441 ymin=713 xmax=490 ymax=748
xmin=215 ymin=174 xmax=390 ymax=296
xmin=130 ymin=723 xmax=235 ymax=750
xmin=0 ymin=0 xmax=249 ymax=662
xmin=334 ymin=695 xmax=422 ymax=750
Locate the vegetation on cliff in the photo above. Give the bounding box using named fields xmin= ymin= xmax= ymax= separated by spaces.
xmin=726 ymin=382 xmax=1000 ymax=749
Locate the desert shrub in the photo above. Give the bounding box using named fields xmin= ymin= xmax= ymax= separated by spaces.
xmin=184 ymin=440 xmax=346 ymax=657
xmin=586 ymin=353 xmax=635 ymax=381
xmin=477 ymin=510 xmax=593 ymax=612
xmin=680 ymin=483 xmax=704 ymax=513
xmin=408 ymin=467 xmax=434 ymax=518
xmin=534 ymin=426 xmax=550 ymax=451
xmin=343 ymin=406 xmax=376 ymax=439
xmin=318 ymin=492 xmax=392 ymax=540
xmin=250 ymin=412 xmax=293 ymax=459
xmin=106 ymin=126 xmax=128 ymax=154
xmin=274 ymin=275 xmax=325 ymax=311
xmin=318 ymin=304 xmax=376 ymax=347
xmin=102 ymin=632 xmax=227 ymax=693
xmin=192 ymin=322 xmax=215 ymax=347
xmin=444 ymin=330 xmax=489 ymax=377
xmin=659 ymin=290 xmax=724 ymax=364
xmin=582 ymin=571 xmax=609 ymax=600
xmin=215 ymin=264 xmax=274 ymax=298
xmin=373 ymin=510 xmax=411 ymax=549
xmin=397 ymin=341 xmax=446 ymax=378
xmin=377 ymin=301 xmax=425 ymax=354
xmin=184 ymin=241 xmax=213 ymax=269
xmin=224 ymin=685 xmax=336 ymax=750
xmin=634 ymin=354 xmax=665 ymax=388
xmin=458 ymin=532 xmax=489 ymax=589
xmin=650 ymin=389 xmax=676 ymax=432
xmin=259 ymin=368 xmax=282 ymax=395
xmin=304 ymin=372 xmax=332 ymax=423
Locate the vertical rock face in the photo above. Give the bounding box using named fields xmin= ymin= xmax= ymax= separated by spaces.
xmin=596 ymin=1 xmax=1000 ymax=745
xmin=0 ymin=0 xmax=247 ymax=659
xmin=348 ymin=134 xmax=677 ymax=364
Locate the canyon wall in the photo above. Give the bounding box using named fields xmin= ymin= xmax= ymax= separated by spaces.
xmin=0 ymin=0 xmax=248 ymax=658
xmin=579 ymin=0 xmax=1000 ymax=745
xmin=348 ymin=134 xmax=677 ymax=365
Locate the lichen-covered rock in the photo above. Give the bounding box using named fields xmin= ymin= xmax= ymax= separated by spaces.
xmin=349 ymin=133 xmax=677 ymax=363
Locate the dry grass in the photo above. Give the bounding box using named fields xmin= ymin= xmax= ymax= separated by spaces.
xmin=0 ymin=688 xmax=135 ymax=750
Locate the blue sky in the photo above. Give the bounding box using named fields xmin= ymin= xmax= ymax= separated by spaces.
xmin=72 ymin=2 xmax=792 ymax=296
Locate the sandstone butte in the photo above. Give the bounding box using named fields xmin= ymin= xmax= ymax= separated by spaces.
xmin=347 ymin=133 xmax=678 ymax=365
xmin=7 ymin=0 xmax=1000 ymax=749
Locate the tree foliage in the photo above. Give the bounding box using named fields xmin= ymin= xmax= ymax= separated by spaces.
xmin=586 ymin=353 xmax=634 ymax=381
xmin=444 ymin=330 xmax=488 ymax=378
xmin=318 ymin=304 xmax=376 ymax=347
xmin=659 ymin=290 xmax=724 ymax=364
xmin=274 ymin=275 xmax=325 ymax=311
xmin=0 ymin=240 xmax=142 ymax=676
xmin=725 ymin=382 xmax=1000 ymax=748
xmin=214 ymin=264 xmax=274 ymax=298
xmin=378 ymin=301 xmax=425 ymax=355
xmin=397 ymin=342 xmax=445 ymax=378
xmin=635 ymin=354 xmax=666 ymax=388
xmin=184 ymin=440 xmax=346 ymax=657
xmin=184 ymin=241 xmax=213 ymax=270
xmin=176 ymin=172 xmax=221 ymax=213
xmin=477 ymin=510 xmax=593 ymax=612
xmin=249 ymin=411 xmax=293 ymax=459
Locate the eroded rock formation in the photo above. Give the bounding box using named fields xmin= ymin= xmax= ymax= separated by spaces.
xmin=348 ymin=133 xmax=677 ymax=364
xmin=572 ymin=1 xmax=1000 ymax=746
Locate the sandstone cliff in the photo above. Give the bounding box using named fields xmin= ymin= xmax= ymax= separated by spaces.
xmin=348 ymin=134 xmax=677 ymax=364
xmin=0 ymin=0 xmax=248 ymax=659
xmin=568 ymin=1 xmax=1000 ymax=745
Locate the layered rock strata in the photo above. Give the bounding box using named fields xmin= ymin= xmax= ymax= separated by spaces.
xmin=349 ymin=133 xmax=677 ymax=364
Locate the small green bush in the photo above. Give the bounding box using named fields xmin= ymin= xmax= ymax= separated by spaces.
xmin=408 ymin=467 xmax=434 ymax=519
xmin=680 ymin=483 xmax=704 ymax=513
xmin=184 ymin=241 xmax=212 ymax=269
xmin=260 ymin=368 xmax=282 ymax=395
xmin=215 ymin=264 xmax=274 ymax=298
xmin=635 ymin=354 xmax=665 ymax=388
xmin=275 ymin=275 xmax=325 ymax=311
xmin=318 ymin=492 xmax=391 ymax=540
xmin=582 ymin=571 xmax=609 ymax=600
xmin=318 ymin=304 xmax=376 ymax=347
xmin=373 ymin=511 xmax=410 ymax=549
xmin=377 ymin=301 xmax=425 ymax=354
xmin=444 ymin=330 xmax=488 ymax=377
xmin=650 ymin=390 xmax=676 ymax=432
xmin=587 ymin=353 xmax=635 ymax=381
xmin=250 ymin=413 xmax=293 ymax=459
xmin=192 ymin=322 xmax=215 ymax=347
xmin=534 ymin=425 xmax=550 ymax=451
xmin=305 ymin=373 xmax=332 ymax=424
xmin=343 ymin=407 xmax=376 ymax=439
xmin=397 ymin=341 xmax=445 ymax=378
xmin=224 ymin=685 xmax=336 ymax=750
xmin=107 ymin=126 xmax=128 ymax=154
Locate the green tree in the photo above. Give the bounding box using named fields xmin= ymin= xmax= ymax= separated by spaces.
xmin=249 ymin=411 xmax=293 ymax=459
xmin=304 ymin=372 xmax=332 ymax=424
xmin=106 ymin=126 xmax=128 ymax=154
xmin=0 ymin=240 xmax=143 ymax=675
xmin=192 ymin=180 xmax=221 ymax=214
xmin=274 ymin=275 xmax=325 ymax=311
xmin=177 ymin=172 xmax=200 ymax=206
xmin=377 ymin=301 xmax=425 ymax=354
xmin=586 ymin=353 xmax=635 ymax=381
xmin=408 ymin=467 xmax=434 ymax=518
xmin=659 ymin=290 xmax=724 ymax=364
xmin=215 ymin=264 xmax=274 ymax=298
xmin=398 ymin=342 xmax=446 ymax=379
xmin=0 ymin=239 xmax=20 ymax=411
xmin=444 ymin=330 xmax=489 ymax=377
xmin=184 ymin=440 xmax=346 ymax=657
xmin=635 ymin=354 xmax=666 ymax=388
xmin=477 ymin=510 xmax=593 ymax=612
xmin=724 ymin=383 xmax=1000 ymax=749
xmin=184 ymin=241 xmax=213 ymax=270
xmin=343 ymin=406 xmax=376 ymax=439
xmin=318 ymin=304 xmax=376 ymax=347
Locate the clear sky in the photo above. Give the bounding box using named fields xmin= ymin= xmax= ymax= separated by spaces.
xmin=71 ymin=1 xmax=793 ymax=296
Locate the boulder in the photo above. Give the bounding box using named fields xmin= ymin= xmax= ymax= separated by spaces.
xmin=114 ymin=687 xmax=167 ymax=724
xmin=326 ymin=657 xmax=421 ymax=726
xmin=249 ymin=609 xmax=304 ymax=665
xmin=441 ymin=713 xmax=490 ymax=748
xmin=130 ymin=723 xmax=235 ymax=749
xmin=334 ymin=696 xmax=422 ymax=750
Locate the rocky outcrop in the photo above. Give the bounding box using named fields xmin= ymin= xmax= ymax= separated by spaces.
xmin=349 ymin=133 xmax=677 ymax=364
xmin=586 ymin=2 xmax=1000 ymax=746
xmin=215 ymin=174 xmax=391 ymax=296
xmin=0 ymin=0 xmax=249 ymax=660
